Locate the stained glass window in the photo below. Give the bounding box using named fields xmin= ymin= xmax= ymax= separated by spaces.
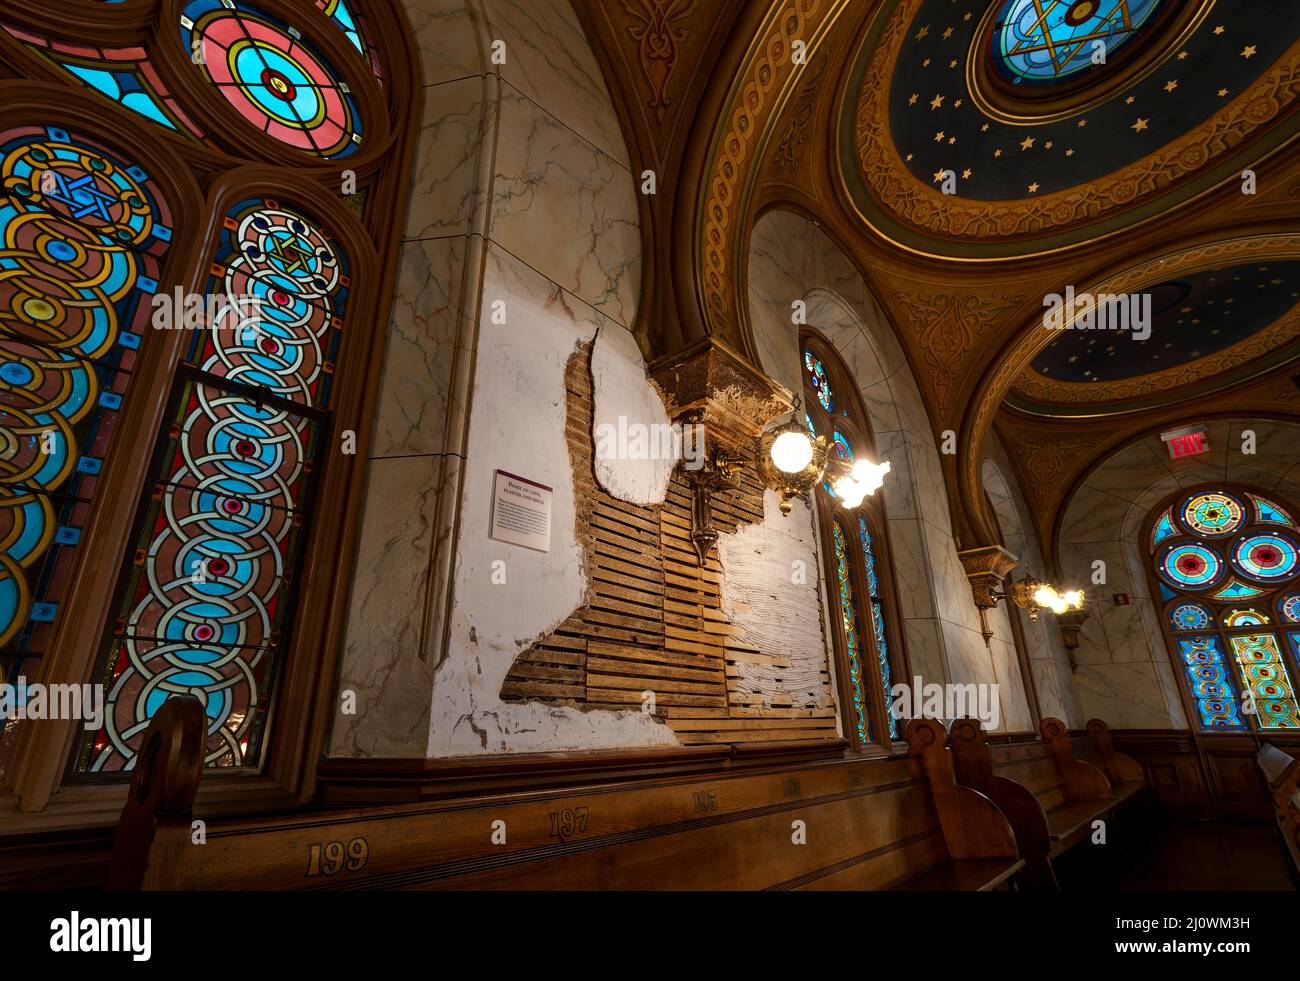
xmin=0 ymin=125 xmax=172 ymax=674
xmin=75 ymin=198 xmax=347 ymax=773
xmin=1151 ymin=488 xmax=1300 ymax=731
xmin=859 ymin=516 xmax=895 ymax=739
xmin=180 ymin=0 xmax=364 ymax=159
xmin=990 ymin=0 xmax=1166 ymax=85
xmin=802 ymin=334 xmax=899 ymax=746
xmin=1 ymin=26 xmax=204 ymax=138
xmin=803 ymin=349 xmax=832 ymax=412
xmin=833 ymin=521 xmax=869 ymax=744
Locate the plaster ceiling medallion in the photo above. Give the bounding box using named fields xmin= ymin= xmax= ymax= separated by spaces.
xmin=841 ymin=0 xmax=1300 ymax=258
xmin=1013 ymin=259 xmax=1300 ymax=411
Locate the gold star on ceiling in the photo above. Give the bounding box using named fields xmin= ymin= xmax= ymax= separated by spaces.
xmin=1077 ymin=119 xmax=1087 ymax=127
xmin=1125 ymin=96 xmax=1135 ymax=104
xmin=961 ymin=168 xmax=972 ymax=179
xmin=923 ymin=57 xmax=932 ymax=67
xmin=963 ymin=12 xmax=972 ymax=21
xmin=1132 ymin=117 xmax=1149 ymax=132
xmin=1065 ymin=148 xmax=1074 ymax=156
xmin=954 ymin=98 xmax=964 ymax=108
xmin=1027 ymin=182 xmax=1039 ymax=194
xmin=943 ymin=26 xmax=953 ymax=40
xmin=1020 ymin=135 xmax=1035 ymax=150
xmin=980 ymin=123 xmax=990 ymax=132
xmin=948 ymin=136 xmax=957 ymax=144
xmin=930 ymin=94 xmax=945 ymax=109
xmin=933 ymin=169 xmax=946 ymax=183
xmin=1045 ymin=141 xmax=1054 ymax=149
xmin=1214 ymin=25 xmax=1225 ymax=35
xmin=909 ymin=93 xmax=919 ymax=106
xmin=1219 ymin=88 xmax=1229 ymax=97
xmin=949 ymin=59 xmax=958 ymax=68
xmin=1242 ymin=45 xmax=1257 ymax=58
xmin=994 ymin=148 xmax=1003 ymax=157
xmin=1177 ymin=50 xmax=1188 ymax=60
xmin=934 ymin=130 xmax=946 ymax=141
xmin=1164 ymin=80 xmax=1179 ymax=93
xmin=915 ymin=25 xmax=929 ymax=41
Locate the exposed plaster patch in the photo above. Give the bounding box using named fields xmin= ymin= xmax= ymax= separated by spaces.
xmin=718 ymin=490 xmax=835 ymax=709
xmin=590 ymin=321 xmax=674 ymax=505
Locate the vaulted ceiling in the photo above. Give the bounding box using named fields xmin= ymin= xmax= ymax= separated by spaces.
xmin=572 ymin=0 xmax=1300 ymax=565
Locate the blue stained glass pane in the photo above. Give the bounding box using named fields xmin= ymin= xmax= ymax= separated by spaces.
xmin=859 ymin=516 xmax=895 ymax=739
xmin=991 ymin=0 xmax=1166 ymax=85
xmin=1177 ymin=637 xmax=1245 ymax=729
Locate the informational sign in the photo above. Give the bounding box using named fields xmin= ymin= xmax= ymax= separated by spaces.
xmin=490 ymin=470 xmax=552 ymax=552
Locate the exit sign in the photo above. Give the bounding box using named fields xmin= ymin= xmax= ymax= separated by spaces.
xmin=1161 ymin=426 xmax=1210 ymax=459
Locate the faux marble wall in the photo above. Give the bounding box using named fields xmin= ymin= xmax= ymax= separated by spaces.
xmin=983 ymin=436 xmax=1083 ymax=727
xmin=1058 ymin=419 xmax=1300 ymax=729
xmin=333 ymin=0 xmax=651 ymax=757
xmin=747 ymin=210 xmax=1040 ymax=733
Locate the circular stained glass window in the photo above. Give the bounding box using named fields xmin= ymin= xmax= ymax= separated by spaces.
xmin=1281 ymin=595 xmax=1300 ymax=623
xmin=991 ymin=0 xmax=1165 ymax=85
xmin=1232 ymin=533 xmax=1299 ymax=582
xmin=1161 ymin=543 xmax=1222 ymax=589
xmin=180 ymin=0 xmax=364 ymax=159
xmin=804 ymin=349 xmax=833 ymax=412
xmin=1170 ymin=602 xmax=1210 ymax=631
xmin=1224 ymin=609 xmax=1269 ymax=627
xmin=1183 ymin=492 xmax=1245 ymax=537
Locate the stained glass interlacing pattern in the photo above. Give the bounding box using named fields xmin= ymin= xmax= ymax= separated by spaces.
xmin=76 ymin=198 xmax=345 ymax=772
xmin=803 ymin=348 xmax=832 ymax=412
xmin=859 ymin=516 xmax=895 ymax=739
xmin=991 ymin=0 xmax=1165 ymax=84
xmin=180 ymin=0 xmax=364 ymax=159
xmin=1153 ymin=489 xmax=1300 ymax=730
xmin=0 ymin=126 xmax=171 ymax=668
xmin=832 ymin=521 xmax=869 ymax=744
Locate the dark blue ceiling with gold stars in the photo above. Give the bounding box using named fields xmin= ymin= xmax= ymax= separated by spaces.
xmin=1030 ymin=261 xmax=1300 ymax=382
xmin=889 ymin=0 xmax=1298 ymax=200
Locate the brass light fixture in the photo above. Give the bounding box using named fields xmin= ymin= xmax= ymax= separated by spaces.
xmin=756 ymin=414 xmax=890 ymax=514
xmin=1001 ymin=574 xmax=1086 ymax=621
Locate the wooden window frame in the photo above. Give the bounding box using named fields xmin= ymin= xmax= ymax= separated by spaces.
xmin=800 ymin=330 xmax=909 ymax=754
xmin=0 ymin=0 xmax=419 ymax=827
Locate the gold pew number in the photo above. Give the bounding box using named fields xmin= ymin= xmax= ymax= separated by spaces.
xmin=305 ymin=837 xmax=369 ymax=877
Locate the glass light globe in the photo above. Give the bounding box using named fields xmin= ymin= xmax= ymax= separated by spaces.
xmin=835 ymin=476 xmax=866 ymax=508
xmin=1049 ymin=596 xmax=1069 ymax=615
xmin=1062 ymin=589 xmax=1084 ymax=609
xmin=850 ymin=459 xmax=891 ymax=494
xmin=1032 ymin=584 xmax=1058 ymax=608
xmin=771 ymin=430 xmax=814 ymax=473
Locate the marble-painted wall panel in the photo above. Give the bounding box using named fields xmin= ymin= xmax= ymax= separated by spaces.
xmin=490 ymin=84 xmax=640 ymax=330
xmin=433 ymin=244 xmax=672 ymax=755
xmin=590 ymin=322 xmax=673 ymax=505
xmin=990 ymin=637 xmax=1034 ymax=732
xmin=718 ymin=493 xmax=836 ymax=710
xmin=370 ymin=236 xmax=467 ymax=459
xmin=480 ymin=0 xmax=630 ymax=168
xmin=404 ymin=0 xmax=484 ymax=86
xmin=1075 ymin=662 xmax=1185 ymax=729
xmin=406 ymin=77 xmax=489 ymax=241
xmin=332 ymin=456 xmax=440 ymax=757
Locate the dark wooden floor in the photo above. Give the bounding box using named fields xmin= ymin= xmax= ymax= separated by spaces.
xmin=1112 ymin=821 xmax=1296 ymax=891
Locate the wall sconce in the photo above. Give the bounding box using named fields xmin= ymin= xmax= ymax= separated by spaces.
xmin=1001 ymin=574 xmax=1085 ymax=621
xmin=756 ymin=418 xmax=890 ymax=514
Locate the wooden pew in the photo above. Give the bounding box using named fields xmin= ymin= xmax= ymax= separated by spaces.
xmin=949 ymin=716 xmax=1147 ymax=889
xmin=1255 ymin=742 xmax=1300 ymax=880
xmin=105 ymin=707 xmax=1022 ymax=891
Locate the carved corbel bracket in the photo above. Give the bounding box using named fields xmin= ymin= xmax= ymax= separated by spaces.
xmin=1055 ymin=609 xmax=1090 ymax=673
xmin=957 ymin=544 xmax=1019 ymax=648
xmin=649 ymin=338 xmax=792 ymax=563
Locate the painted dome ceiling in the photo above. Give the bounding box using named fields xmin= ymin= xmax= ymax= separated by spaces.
xmin=840 ymin=0 xmax=1300 ymax=258
xmin=1010 ymin=258 xmax=1300 ymax=412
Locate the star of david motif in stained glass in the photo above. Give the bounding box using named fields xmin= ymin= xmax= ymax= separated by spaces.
xmin=180 ymin=0 xmax=363 ymax=159
xmin=991 ymin=0 xmax=1165 ymax=85
xmin=0 ymin=126 xmax=170 ymax=663
xmin=1183 ymin=492 xmax=1244 ymax=537
xmin=75 ymin=199 xmax=345 ymax=772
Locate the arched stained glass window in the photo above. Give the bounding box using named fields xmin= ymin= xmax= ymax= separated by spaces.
xmin=0 ymin=1 xmax=412 ymax=798
xmin=990 ymin=0 xmax=1166 ymax=85
xmin=1148 ymin=487 xmax=1300 ymax=731
xmin=75 ymin=199 xmax=347 ymax=772
xmin=0 ymin=124 xmax=171 ymax=663
xmin=802 ymin=331 xmax=903 ymax=748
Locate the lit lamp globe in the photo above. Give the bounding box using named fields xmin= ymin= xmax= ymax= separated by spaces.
xmin=1062 ymin=590 xmax=1084 ymax=610
xmin=770 ymin=430 xmax=814 ymax=473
